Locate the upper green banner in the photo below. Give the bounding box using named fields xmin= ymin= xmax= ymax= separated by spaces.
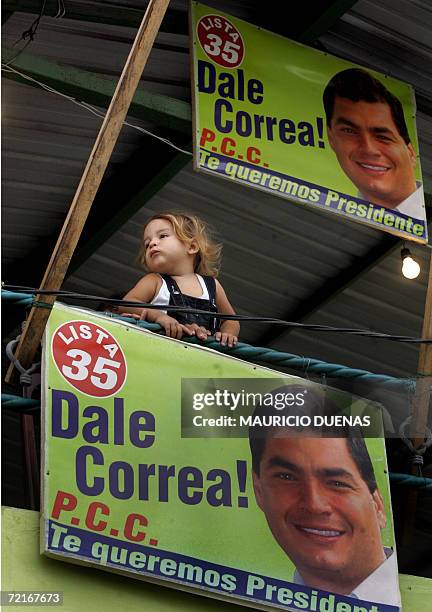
xmin=191 ymin=2 xmax=427 ymax=243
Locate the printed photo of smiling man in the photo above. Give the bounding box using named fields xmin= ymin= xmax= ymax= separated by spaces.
xmin=249 ymin=385 xmax=401 ymax=607
xmin=323 ymin=68 xmax=425 ymax=220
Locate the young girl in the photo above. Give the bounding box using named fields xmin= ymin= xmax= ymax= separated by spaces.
xmin=122 ymin=212 xmax=240 ymax=347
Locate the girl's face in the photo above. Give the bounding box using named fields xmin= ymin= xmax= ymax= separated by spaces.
xmin=143 ymin=218 xmax=196 ymax=273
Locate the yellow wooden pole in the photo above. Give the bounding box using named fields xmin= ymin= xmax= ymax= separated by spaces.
xmin=410 ymin=250 xmax=432 ymax=443
xmin=401 ymin=251 xmax=432 ymax=545
xmin=6 ymin=0 xmax=170 ymax=383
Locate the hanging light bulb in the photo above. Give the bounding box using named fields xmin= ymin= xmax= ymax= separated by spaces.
xmin=401 ymin=247 xmax=420 ymax=279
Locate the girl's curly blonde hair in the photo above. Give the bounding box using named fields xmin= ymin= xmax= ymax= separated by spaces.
xmin=138 ymin=212 xmax=222 ymax=277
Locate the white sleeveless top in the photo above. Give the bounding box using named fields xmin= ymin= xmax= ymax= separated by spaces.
xmin=151 ymin=274 xmax=209 ymax=307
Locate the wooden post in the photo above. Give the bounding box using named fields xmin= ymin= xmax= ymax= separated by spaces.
xmin=401 ymin=251 xmax=432 ymax=545
xmin=5 ymin=0 xmax=170 ymax=383
xmin=22 ymin=413 xmax=40 ymax=511
xmin=410 ymin=250 xmax=432 ymax=443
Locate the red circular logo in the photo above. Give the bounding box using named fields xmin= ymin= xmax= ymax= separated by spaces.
xmin=197 ymin=14 xmax=244 ymax=68
xmin=52 ymin=321 xmax=127 ymax=397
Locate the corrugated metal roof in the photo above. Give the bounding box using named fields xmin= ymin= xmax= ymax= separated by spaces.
xmin=2 ymin=10 xmax=191 ymax=98
xmin=2 ymin=77 xmax=150 ymax=266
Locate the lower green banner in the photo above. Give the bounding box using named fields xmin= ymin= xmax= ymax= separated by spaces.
xmin=41 ymin=303 xmax=401 ymax=611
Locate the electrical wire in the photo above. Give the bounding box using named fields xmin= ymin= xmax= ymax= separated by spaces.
xmin=1 ymin=63 xmax=193 ymax=157
xmin=4 ymin=0 xmax=66 ymax=67
xmin=3 ymin=0 xmax=48 ymax=67
xmin=54 ymin=0 xmax=66 ymax=19
xmin=3 ymin=285 xmax=432 ymax=344
xmin=21 ymin=0 xmax=47 ymax=41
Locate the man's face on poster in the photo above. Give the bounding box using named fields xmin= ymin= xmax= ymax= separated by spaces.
xmin=252 ymin=436 xmax=386 ymax=589
xmin=327 ymin=97 xmax=417 ymax=209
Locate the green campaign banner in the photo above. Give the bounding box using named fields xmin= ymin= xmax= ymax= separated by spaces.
xmin=191 ymin=2 xmax=427 ymax=244
xmin=42 ymin=303 xmax=402 ymax=611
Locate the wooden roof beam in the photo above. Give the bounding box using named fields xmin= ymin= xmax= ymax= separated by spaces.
xmin=2 ymin=49 xmax=192 ymax=134
xmin=3 ymin=0 xmax=188 ymax=34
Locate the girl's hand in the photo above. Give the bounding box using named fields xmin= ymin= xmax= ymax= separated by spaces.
xmin=215 ymin=331 xmax=238 ymax=348
xmin=215 ymin=280 xmax=240 ymax=343
xmin=154 ymin=314 xmax=192 ymax=340
xmin=116 ymin=310 xmax=141 ymax=320
xmin=183 ymin=323 xmax=212 ymax=341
